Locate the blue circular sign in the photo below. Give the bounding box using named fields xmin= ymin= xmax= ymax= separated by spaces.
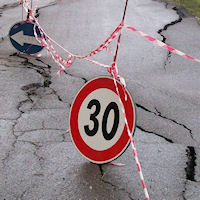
xmin=9 ymin=21 xmax=44 ymax=54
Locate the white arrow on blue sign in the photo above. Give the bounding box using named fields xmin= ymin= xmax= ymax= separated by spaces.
xmin=9 ymin=21 xmax=44 ymax=54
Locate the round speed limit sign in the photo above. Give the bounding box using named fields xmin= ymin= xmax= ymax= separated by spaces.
xmin=69 ymin=76 xmax=136 ymax=164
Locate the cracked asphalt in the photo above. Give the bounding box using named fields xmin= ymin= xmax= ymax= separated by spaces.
xmin=0 ymin=0 xmax=200 ymax=199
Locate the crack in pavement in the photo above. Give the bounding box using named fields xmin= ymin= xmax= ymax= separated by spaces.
xmin=98 ymin=165 xmax=134 ymax=200
xmin=15 ymin=128 xmax=67 ymax=134
xmin=98 ymin=164 xmax=103 ymax=176
xmin=34 ymin=1 xmax=58 ymax=18
xmin=158 ymin=6 xmax=183 ymax=43
xmin=137 ymin=125 xmax=173 ymax=143
xmin=154 ymin=107 xmax=194 ymax=140
xmin=0 ymin=118 xmax=15 ymax=121
xmin=1 ymin=85 xmax=28 ymax=167
xmin=182 ymin=179 xmax=187 ymax=200
xmin=18 ymin=189 xmax=27 ymax=200
xmin=1 ymin=82 xmax=36 ymax=167
xmin=0 ymin=2 xmax=20 ymax=12
xmin=157 ymin=6 xmax=183 ymax=71
xmin=136 ymin=103 xmax=194 ymax=140
xmin=163 ymin=51 xmax=171 ymax=71
xmin=10 ymin=53 xmax=64 ymax=103
xmin=15 ymin=128 xmax=69 ymax=143
xmin=17 ymin=140 xmax=45 ymax=170
xmin=0 ymin=35 xmax=8 ymax=44
xmin=2 ymin=119 xmax=20 ymax=168
xmin=63 ymin=70 xmax=88 ymax=84
xmin=13 ymin=54 xmax=52 ymax=88
xmin=182 ymin=146 xmax=197 ymax=200
xmin=185 ymin=146 xmax=197 ymax=181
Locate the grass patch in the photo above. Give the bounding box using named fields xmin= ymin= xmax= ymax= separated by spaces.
xmin=162 ymin=0 xmax=200 ymax=18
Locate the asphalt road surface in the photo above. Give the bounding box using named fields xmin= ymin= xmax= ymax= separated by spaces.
xmin=0 ymin=0 xmax=200 ymax=199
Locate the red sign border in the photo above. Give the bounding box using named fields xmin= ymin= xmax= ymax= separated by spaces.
xmin=69 ymin=76 xmax=136 ymax=164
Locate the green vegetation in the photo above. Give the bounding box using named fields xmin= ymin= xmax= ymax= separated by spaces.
xmin=163 ymin=0 xmax=200 ymax=19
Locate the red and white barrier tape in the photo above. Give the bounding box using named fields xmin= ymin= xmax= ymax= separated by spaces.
xmin=109 ymin=30 xmax=150 ymax=199
xmin=82 ymin=23 xmax=123 ymax=59
xmin=111 ymin=72 xmax=150 ymax=200
xmin=30 ymin=4 xmax=122 ymax=74
xmin=125 ymin=25 xmax=200 ymax=63
xmin=109 ymin=161 xmax=126 ymax=167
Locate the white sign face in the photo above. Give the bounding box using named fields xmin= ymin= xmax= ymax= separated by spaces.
xmin=78 ymin=88 xmax=125 ymax=151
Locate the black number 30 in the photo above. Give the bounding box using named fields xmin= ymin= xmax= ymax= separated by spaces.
xmin=84 ymin=99 xmax=119 ymax=140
